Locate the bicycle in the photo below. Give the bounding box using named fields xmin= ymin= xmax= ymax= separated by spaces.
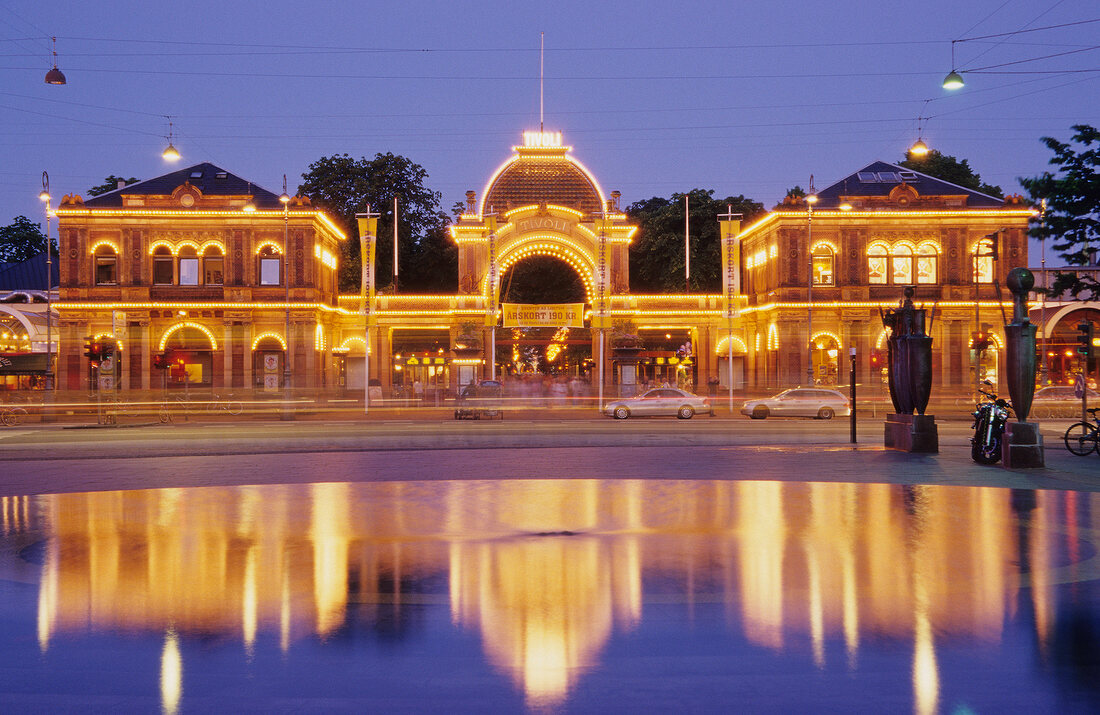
xmin=1 ymin=405 xmax=28 ymax=427
xmin=207 ymin=394 xmax=243 ymax=416
xmin=1063 ymin=408 xmax=1100 ymax=456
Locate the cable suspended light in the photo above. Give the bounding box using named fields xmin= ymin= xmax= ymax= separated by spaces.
xmin=943 ymin=41 xmax=964 ymax=90
xmin=44 ymin=37 xmax=65 ymax=85
xmin=909 ymin=102 xmax=931 ymax=156
xmin=162 ymin=116 xmax=180 ymax=161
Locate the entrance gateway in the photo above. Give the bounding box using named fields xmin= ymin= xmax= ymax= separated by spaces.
xmin=448 ymin=130 xmax=638 ymax=387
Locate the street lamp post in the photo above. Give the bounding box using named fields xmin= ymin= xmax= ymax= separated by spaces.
xmin=1039 ymin=199 xmax=1048 ymax=385
xmin=279 ymin=177 xmax=293 ymax=421
xmin=38 ymin=172 xmax=54 ymax=417
xmin=806 ymin=185 xmax=817 ymax=386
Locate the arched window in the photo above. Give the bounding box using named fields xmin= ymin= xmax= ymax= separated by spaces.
xmin=916 ymin=243 xmax=938 ymax=284
xmin=867 ymin=244 xmax=888 ymax=284
xmin=203 ymin=245 xmax=224 ymax=285
xmin=152 ymin=246 xmax=174 ymax=285
xmin=891 ymin=244 xmax=914 ymax=285
xmin=178 ymin=246 xmax=199 ymax=286
xmin=94 ymin=244 xmax=117 ymax=286
xmin=812 ymin=244 xmax=834 ymax=286
xmin=972 ymin=238 xmax=994 ymax=283
xmin=258 ymin=245 xmax=282 ymax=286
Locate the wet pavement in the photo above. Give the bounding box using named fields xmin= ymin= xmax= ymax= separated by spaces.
xmin=2 ymin=477 xmax=1100 ymax=713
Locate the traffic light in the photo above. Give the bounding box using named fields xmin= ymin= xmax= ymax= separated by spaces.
xmin=1077 ymin=320 xmax=1095 ymax=358
xmin=99 ymin=341 xmax=114 ymax=359
xmin=83 ymin=337 xmax=98 ymax=360
xmin=972 ymin=331 xmax=991 ymax=352
xmin=153 ymin=352 xmax=169 ymax=370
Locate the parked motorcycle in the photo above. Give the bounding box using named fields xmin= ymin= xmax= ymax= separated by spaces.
xmin=971 ymin=381 xmax=1013 ymax=465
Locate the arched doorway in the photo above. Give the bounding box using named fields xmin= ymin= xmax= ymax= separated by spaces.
xmin=251 ymin=332 xmax=287 ymax=391
xmin=715 ymin=334 xmax=748 ymax=392
xmin=495 ymin=254 xmax=591 ymax=378
xmin=811 ymin=332 xmax=841 ymax=385
xmin=160 ymin=322 xmax=218 ymax=388
xmin=1044 ymin=308 xmax=1099 ymax=387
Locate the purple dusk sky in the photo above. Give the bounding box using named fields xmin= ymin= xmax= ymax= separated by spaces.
xmin=2 ymin=1 xmax=1097 ymax=265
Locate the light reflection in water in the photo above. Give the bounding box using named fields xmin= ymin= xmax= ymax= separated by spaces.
xmin=21 ymin=480 xmax=1079 ymax=710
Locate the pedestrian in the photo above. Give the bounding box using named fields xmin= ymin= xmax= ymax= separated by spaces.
xmin=413 ymin=378 xmax=423 ymax=404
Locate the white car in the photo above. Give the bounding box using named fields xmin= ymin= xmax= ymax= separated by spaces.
xmin=604 ymin=388 xmax=713 ymax=420
xmin=741 ymin=388 xmax=851 ymax=420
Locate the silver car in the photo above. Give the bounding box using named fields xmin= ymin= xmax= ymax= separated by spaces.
xmin=1031 ymin=385 xmax=1099 ymax=418
xmin=605 ymin=387 xmax=713 ymax=420
xmin=741 ymin=388 xmax=851 ymax=420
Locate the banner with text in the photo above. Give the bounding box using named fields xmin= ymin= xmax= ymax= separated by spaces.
xmin=356 ymin=215 xmax=379 ymax=327
xmin=502 ymin=303 xmax=585 ymax=328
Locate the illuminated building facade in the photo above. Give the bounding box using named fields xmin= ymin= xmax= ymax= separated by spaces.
xmin=735 ymin=162 xmax=1034 ymax=390
xmin=53 ymin=164 xmax=346 ymax=392
xmin=52 ymin=138 xmax=1035 ymax=396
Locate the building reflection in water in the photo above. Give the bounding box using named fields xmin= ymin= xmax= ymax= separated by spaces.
xmin=24 ymin=480 xmax=1090 ymax=710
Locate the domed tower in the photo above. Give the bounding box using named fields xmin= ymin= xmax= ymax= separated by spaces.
xmin=451 ymin=131 xmax=636 ymax=311
xmin=479 ymin=131 xmax=605 ymax=217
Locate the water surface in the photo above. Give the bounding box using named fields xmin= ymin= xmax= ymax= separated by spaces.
xmin=1 ymin=480 xmax=1098 ymax=713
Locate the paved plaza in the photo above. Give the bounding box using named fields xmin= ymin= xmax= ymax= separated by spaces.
xmin=1 ymin=412 xmax=1097 ymax=497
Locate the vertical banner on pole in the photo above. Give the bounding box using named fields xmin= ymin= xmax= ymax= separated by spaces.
xmin=719 ymin=211 xmax=741 ymax=413
xmin=356 ymin=212 xmax=379 ymax=413
xmin=595 ymin=210 xmax=611 ymax=409
xmin=485 ymin=215 xmax=498 ymax=379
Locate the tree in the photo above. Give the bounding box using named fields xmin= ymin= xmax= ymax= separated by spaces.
xmin=626 ymin=189 xmax=765 ymax=292
xmin=297 ymin=153 xmax=455 ymax=293
xmin=1020 ymin=124 xmax=1100 ymax=299
xmin=0 ymin=216 xmax=48 ymax=262
xmin=900 ymin=149 xmax=1003 ymax=198
xmin=87 ymin=175 xmax=139 ymax=197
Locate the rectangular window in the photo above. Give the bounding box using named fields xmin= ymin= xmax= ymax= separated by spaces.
xmin=179 ymin=258 xmax=199 ymax=286
xmin=916 ymin=256 xmax=937 ymax=284
xmin=153 ymin=257 xmax=173 ymax=285
xmin=260 ymin=258 xmax=281 ymax=286
xmin=868 ymin=256 xmax=887 ymax=284
xmin=974 ymin=256 xmax=993 ymax=283
xmin=204 ymin=257 xmax=224 ymax=285
xmin=812 ymin=255 xmax=834 ymax=285
xmin=94 ymin=258 xmax=117 ymax=285
xmin=891 ymin=256 xmax=912 ymax=284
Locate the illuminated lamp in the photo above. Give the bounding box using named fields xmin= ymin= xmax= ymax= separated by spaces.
xmin=942 ymin=70 xmax=964 ymax=90
xmin=162 ymin=117 xmax=180 ymax=161
xmin=909 ymin=138 xmax=929 ymax=156
xmin=44 ymin=37 xmax=65 ymax=85
xmin=806 ymin=194 xmax=818 ymax=204
xmin=839 ymin=203 xmax=853 ymax=211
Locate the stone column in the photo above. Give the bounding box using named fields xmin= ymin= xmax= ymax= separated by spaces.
xmin=222 ymin=322 xmax=233 ymax=391
xmin=242 ymin=323 xmax=253 ymax=391
xmin=140 ymin=321 xmax=152 ymax=391
xmin=304 ymin=321 xmax=318 ymax=389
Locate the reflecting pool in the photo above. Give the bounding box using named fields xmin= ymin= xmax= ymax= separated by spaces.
xmin=1 ymin=481 xmax=1099 ymax=712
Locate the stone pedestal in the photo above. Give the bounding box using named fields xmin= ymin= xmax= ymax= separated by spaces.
xmin=884 ymin=413 xmax=939 ymax=453
xmin=1002 ymin=421 xmax=1045 ymax=468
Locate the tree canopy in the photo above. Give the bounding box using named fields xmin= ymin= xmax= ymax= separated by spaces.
xmin=626 ymin=189 xmax=765 ymax=293
xmin=0 ymin=216 xmax=48 ymax=263
xmin=900 ymin=149 xmax=1003 ymax=198
xmin=297 ymin=153 xmax=455 ymax=293
xmin=87 ymin=175 xmax=140 ymax=197
xmin=1019 ymin=124 xmax=1100 ymax=299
